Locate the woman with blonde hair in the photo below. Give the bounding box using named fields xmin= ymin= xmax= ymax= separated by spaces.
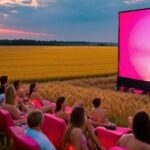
xmin=2 ymin=85 xmax=26 ymax=125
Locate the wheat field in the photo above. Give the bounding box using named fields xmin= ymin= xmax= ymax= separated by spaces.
xmin=1 ymin=46 xmax=149 ymax=126
xmin=0 ymin=46 xmax=117 ymax=81
xmin=22 ymin=76 xmax=150 ymax=126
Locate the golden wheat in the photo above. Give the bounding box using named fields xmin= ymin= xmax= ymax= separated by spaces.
xmin=22 ymin=76 xmax=150 ymax=126
xmin=0 ymin=46 xmax=117 ymax=81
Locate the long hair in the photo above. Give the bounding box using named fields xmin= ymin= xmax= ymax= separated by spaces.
xmin=55 ymin=97 xmax=65 ymax=112
xmin=29 ymin=82 xmax=36 ymax=97
xmin=13 ymin=80 xmax=20 ymax=91
xmin=63 ymin=107 xmax=85 ymax=145
xmin=133 ymin=111 xmax=150 ymax=144
xmin=0 ymin=76 xmax=8 ymax=85
xmin=5 ymin=85 xmax=16 ymax=105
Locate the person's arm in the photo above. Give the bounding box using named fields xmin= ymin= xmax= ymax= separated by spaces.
xmin=10 ymin=106 xmax=27 ymax=124
xmin=91 ymin=120 xmax=109 ymax=127
xmin=11 ymin=106 xmax=22 ymax=120
xmin=86 ymin=119 xmax=102 ymax=150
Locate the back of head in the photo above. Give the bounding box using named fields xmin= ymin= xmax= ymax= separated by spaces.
xmin=55 ymin=96 xmax=65 ymax=112
xmin=29 ymin=82 xmax=36 ymax=97
xmin=0 ymin=76 xmax=8 ymax=85
xmin=133 ymin=111 xmax=150 ymax=144
xmin=13 ymin=80 xmax=20 ymax=91
xmin=27 ymin=110 xmax=43 ymax=128
xmin=5 ymin=85 xmax=16 ymax=105
xmin=64 ymin=107 xmax=85 ymax=145
xmin=92 ymin=98 xmax=101 ymax=108
xmin=70 ymin=107 xmax=85 ymax=128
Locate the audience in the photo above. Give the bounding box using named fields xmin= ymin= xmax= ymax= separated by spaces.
xmin=118 ymin=111 xmax=150 ymax=150
xmin=26 ymin=110 xmax=56 ymax=150
xmin=2 ymin=75 xmax=150 ymax=150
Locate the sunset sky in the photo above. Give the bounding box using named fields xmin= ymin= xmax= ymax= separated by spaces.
xmin=0 ymin=0 xmax=149 ymax=42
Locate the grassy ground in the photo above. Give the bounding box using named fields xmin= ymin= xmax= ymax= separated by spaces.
xmin=0 ymin=46 xmax=117 ymax=81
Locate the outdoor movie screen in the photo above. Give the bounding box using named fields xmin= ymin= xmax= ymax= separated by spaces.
xmin=119 ymin=8 xmax=150 ymax=88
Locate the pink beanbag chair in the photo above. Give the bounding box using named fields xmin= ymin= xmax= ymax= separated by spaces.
xmin=108 ymin=146 xmax=128 ymax=150
xmin=9 ymin=126 xmax=40 ymax=150
xmin=95 ymin=127 xmax=131 ymax=149
xmin=0 ymin=108 xmax=15 ymax=135
xmin=41 ymin=113 xmax=67 ymax=150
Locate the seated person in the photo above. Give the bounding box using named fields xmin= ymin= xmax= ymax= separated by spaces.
xmin=0 ymin=75 xmax=9 ymax=94
xmin=29 ymin=82 xmax=53 ymax=113
xmin=63 ymin=107 xmax=88 ymax=150
xmin=90 ymin=98 xmax=115 ymax=128
xmin=55 ymin=96 xmax=70 ymax=123
xmin=64 ymin=106 xmax=104 ymax=150
xmin=26 ymin=110 xmax=56 ymax=150
xmin=118 ymin=111 xmax=150 ymax=150
xmin=2 ymin=85 xmax=27 ymax=125
xmin=13 ymin=80 xmax=34 ymax=113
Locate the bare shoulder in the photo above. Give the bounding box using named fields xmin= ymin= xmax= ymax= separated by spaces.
xmin=71 ymin=128 xmax=82 ymax=136
xmin=118 ymin=133 xmax=133 ymax=145
xmin=120 ymin=133 xmax=133 ymax=140
xmin=144 ymin=143 xmax=150 ymax=150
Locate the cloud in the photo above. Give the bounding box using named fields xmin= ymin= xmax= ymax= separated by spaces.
xmin=0 ymin=27 xmax=55 ymax=37
xmin=10 ymin=9 xmax=19 ymax=13
xmin=0 ymin=13 xmax=9 ymax=17
xmin=123 ymin=0 xmax=146 ymax=4
xmin=0 ymin=0 xmax=56 ymax=8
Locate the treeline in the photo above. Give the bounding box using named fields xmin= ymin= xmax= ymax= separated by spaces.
xmin=0 ymin=39 xmax=118 ymax=46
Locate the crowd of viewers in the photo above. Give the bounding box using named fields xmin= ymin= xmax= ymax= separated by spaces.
xmin=0 ymin=75 xmax=150 ymax=150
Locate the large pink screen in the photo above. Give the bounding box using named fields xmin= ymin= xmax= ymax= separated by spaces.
xmin=119 ymin=9 xmax=150 ymax=81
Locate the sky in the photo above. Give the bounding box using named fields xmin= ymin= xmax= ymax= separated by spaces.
xmin=0 ymin=0 xmax=150 ymax=42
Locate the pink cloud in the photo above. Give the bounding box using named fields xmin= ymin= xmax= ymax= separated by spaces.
xmin=0 ymin=27 xmax=55 ymax=37
xmin=0 ymin=13 xmax=9 ymax=17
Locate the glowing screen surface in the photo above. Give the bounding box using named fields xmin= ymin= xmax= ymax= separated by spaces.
xmin=119 ymin=9 xmax=150 ymax=81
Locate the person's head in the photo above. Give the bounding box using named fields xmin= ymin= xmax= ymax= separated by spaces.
xmin=55 ymin=97 xmax=67 ymax=112
xmin=0 ymin=76 xmax=8 ymax=86
xmin=70 ymin=107 xmax=85 ymax=128
xmin=5 ymin=85 xmax=16 ymax=105
xmin=27 ymin=110 xmax=44 ymax=129
xmin=29 ymin=82 xmax=37 ymax=97
xmin=63 ymin=107 xmax=85 ymax=145
xmin=92 ymin=98 xmax=101 ymax=108
xmin=132 ymin=111 xmax=150 ymax=144
xmin=13 ymin=80 xmax=21 ymax=91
